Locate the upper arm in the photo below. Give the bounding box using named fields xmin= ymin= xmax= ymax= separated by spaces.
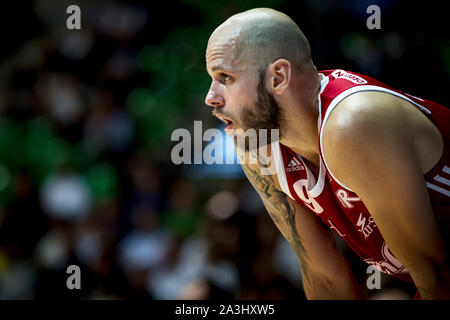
xmin=322 ymin=91 xmax=446 ymax=290
xmin=238 ymin=149 xmax=361 ymax=298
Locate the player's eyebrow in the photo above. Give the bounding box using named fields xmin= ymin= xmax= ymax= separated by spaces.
xmin=211 ymin=65 xmax=225 ymax=72
xmin=206 ymin=64 xmax=226 ymax=74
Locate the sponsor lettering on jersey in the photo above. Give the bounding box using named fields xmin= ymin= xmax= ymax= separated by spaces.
xmin=364 ymin=243 xmax=408 ymax=275
xmin=328 ymin=219 xmax=345 ymax=237
xmin=356 ymin=213 xmax=377 ymax=239
xmin=293 ymin=179 xmax=324 ymax=214
xmin=336 ymin=189 xmax=360 ymax=208
xmin=286 ymin=157 xmax=304 ymax=172
xmin=331 ymin=70 xmax=367 ymax=84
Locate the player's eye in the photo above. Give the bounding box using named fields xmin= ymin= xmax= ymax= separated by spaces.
xmin=220 ymin=73 xmax=231 ymax=84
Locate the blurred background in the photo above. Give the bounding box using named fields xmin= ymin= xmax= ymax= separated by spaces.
xmin=0 ymin=0 xmax=448 ymax=299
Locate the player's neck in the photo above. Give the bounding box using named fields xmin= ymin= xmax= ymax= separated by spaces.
xmin=281 ymin=128 xmax=320 ymax=168
xmin=279 ymin=73 xmax=321 ymax=167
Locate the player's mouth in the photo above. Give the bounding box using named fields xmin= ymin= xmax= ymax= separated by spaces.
xmin=216 ymin=114 xmax=234 ymax=131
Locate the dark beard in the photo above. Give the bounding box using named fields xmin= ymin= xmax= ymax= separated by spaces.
xmin=237 ymin=70 xmax=284 ymax=150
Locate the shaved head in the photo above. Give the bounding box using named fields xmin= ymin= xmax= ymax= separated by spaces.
xmin=205 ymin=8 xmax=320 ymax=146
xmin=209 ymin=8 xmax=312 ymax=72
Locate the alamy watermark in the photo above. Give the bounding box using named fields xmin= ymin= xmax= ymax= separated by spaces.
xmin=366 ymin=5 xmax=381 ymax=30
xmin=366 ymin=265 xmax=381 ymax=290
xmin=66 ymin=264 xmax=81 ymax=290
xmin=171 ymin=121 xmax=278 ymax=175
xmin=66 ymin=5 xmax=81 ymax=30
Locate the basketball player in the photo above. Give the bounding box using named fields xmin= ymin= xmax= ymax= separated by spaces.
xmin=204 ymin=8 xmax=450 ymax=299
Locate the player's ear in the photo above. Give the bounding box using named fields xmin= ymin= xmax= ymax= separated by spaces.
xmin=269 ymin=59 xmax=291 ymax=95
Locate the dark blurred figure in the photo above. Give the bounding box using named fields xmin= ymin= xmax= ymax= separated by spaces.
xmin=0 ymin=170 xmax=49 ymax=260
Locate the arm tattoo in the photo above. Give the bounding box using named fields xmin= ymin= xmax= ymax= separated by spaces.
xmin=241 ymin=163 xmax=312 ymax=283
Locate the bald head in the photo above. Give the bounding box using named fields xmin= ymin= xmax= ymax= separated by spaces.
xmin=209 ymin=8 xmax=313 ymax=73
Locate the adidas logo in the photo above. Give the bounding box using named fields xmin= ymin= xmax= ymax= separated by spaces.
xmin=286 ymin=157 xmax=304 ymax=172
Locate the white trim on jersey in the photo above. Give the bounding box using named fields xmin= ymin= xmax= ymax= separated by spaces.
xmin=310 ymin=159 xmax=327 ymax=198
xmin=271 ymin=140 xmax=295 ymax=200
xmin=426 ymin=182 xmax=450 ymax=197
xmin=295 ymin=154 xmax=327 ymax=198
xmin=443 ymin=165 xmax=450 ymax=175
xmin=270 ymin=75 xmax=328 ymax=202
xmin=434 ymin=175 xmax=450 ymax=187
xmin=317 ymin=73 xmax=328 ymax=130
xmin=426 ymin=165 xmax=450 ymax=197
xmin=272 ymin=74 xmax=329 ymax=201
xmin=319 ymin=84 xmax=433 ymax=193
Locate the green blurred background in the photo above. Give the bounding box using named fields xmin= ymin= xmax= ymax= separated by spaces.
xmin=0 ymin=0 xmax=448 ymax=299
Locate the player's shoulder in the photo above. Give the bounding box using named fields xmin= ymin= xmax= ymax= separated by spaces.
xmin=323 ymin=90 xmax=410 ymax=143
xmin=320 ymin=91 xmax=417 ymax=193
xmin=321 ymin=90 xmax=414 ymax=173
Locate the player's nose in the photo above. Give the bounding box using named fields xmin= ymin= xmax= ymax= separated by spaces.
xmin=205 ymin=86 xmax=224 ymax=108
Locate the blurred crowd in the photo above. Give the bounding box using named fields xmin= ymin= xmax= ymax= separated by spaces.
xmin=0 ymin=0 xmax=448 ymax=299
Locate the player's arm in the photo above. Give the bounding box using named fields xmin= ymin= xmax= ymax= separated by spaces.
xmin=323 ymin=91 xmax=450 ymax=299
xmin=237 ymin=149 xmax=363 ymax=299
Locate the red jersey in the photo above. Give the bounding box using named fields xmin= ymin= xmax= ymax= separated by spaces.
xmin=272 ymin=69 xmax=450 ymax=284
